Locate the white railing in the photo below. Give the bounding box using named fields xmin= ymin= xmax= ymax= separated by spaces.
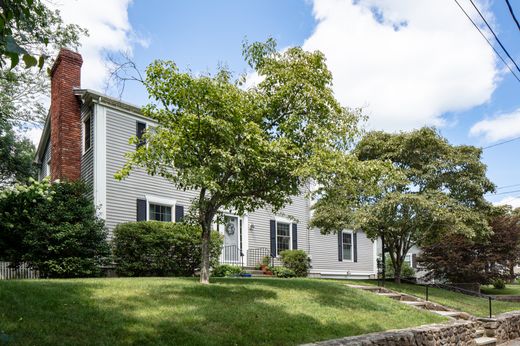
xmin=0 ymin=262 xmax=39 ymax=280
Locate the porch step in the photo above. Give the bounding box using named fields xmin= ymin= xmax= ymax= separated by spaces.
xmin=475 ymin=336 xmax=496 ymax=346
xmin=475 ymin=329 xmax=485 ymax=338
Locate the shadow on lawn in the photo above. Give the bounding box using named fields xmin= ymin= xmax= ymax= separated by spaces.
xmin=0 ymin=278 xmax=389 ymax=346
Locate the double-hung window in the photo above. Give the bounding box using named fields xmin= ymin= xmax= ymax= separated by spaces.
xmin=342 ymin=231 xmax=353 ymax=261
xmin=276 ymin=222 xmax=291 ymax=255
xmin=149 ymin=203 xmax=172 ymax=222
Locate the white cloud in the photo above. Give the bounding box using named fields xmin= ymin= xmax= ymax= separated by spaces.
xmin=469 ymin=108 xmax=520 ymax=142
xmin=25 ymin=0 xmax=142 ymax=147
xmin=52 ymin=0 xmax=145 ymax=90
xmin=21 ymin=127 xmax=44 ymax=147
xmin=303 ymin=0 xmax=498 ymax=131
xmin=494 ymin=196 xmax=520 ymax=209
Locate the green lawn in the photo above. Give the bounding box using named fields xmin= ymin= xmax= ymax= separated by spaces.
xmin=0 ymin=277 xmax=445 ymax=346
xmin=349 ymin=280 xmax=520 ymax=318
xmin=481 ymin=284 xmax=520 ymax=296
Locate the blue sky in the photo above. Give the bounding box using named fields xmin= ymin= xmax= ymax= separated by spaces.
xmin=50 ymin=0 xmax=520 ymax=207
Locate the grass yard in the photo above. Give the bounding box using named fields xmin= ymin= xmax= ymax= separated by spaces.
xmin=481 ymin=284 xmax=520 ymax=296
xmin=0 ymin=277 xmax=445 ymax=346
xmin=349 ymin=280 xmax=520 ymax=318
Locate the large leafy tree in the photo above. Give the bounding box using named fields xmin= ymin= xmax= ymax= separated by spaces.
xmin=311 ymin=128 xmax=495 ymax=283
xmin=0 ymin=0 xmax=85 ymax=126
xmin=116 ymin=39 xmax=362 ymax=284
xmin=0 ymin=118 xmax=37 ymax=184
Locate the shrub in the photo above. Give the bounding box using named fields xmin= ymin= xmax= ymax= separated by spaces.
xmin=113 ymin=221 xmax=223 ymax=277
xmin=271 ymin=266 xmax=296 ymax=278
xmin=493 ymin=278 xmax=506 ymax=289
xmin=279 ymin=249 xmax=310 ymax=277
xmin=0 ymin=179 xmax=110 ymax=278
xmin=212 ymin=264 xmax=242 ymax=277
xmin=385 ymin=255 xmax=416 ymax=279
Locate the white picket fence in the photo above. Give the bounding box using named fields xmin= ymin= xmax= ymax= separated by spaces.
xmin=0 ymin=262 xmax=39 ymax=280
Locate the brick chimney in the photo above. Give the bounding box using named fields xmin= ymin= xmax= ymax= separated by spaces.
xmin=50 ymin=48 xmax=83 ymax=181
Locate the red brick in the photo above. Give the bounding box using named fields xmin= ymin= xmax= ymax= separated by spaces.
xmin=49 ymin=49 xmax=83 ymax=181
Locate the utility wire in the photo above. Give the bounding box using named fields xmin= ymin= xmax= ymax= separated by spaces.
xmin=453 ymin=0 xmax=520 ymax=83
xmin=468 ymin=0 xmax=520 ymax=74
xmin=482 ymin=135 xmax=520 ymax=149
xmin=505 ymin=0 xmax=520 ymax=31
xmin=496 ymin=183 xmax=520 ymax=190
xmin=486 ymin=189 xmax=520 ymax=196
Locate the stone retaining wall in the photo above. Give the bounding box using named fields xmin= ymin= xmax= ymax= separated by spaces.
xmin=302 ymin=320 xmax=481 ymax=346
xmin=480 ymin=310 xmax=520 ymax=344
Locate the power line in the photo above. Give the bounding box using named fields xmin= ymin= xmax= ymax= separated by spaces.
xmin=482 ymin=135 xmax=520 ymax=149
xmin=453 ymin=0 xmax=520 ymax=83
xmin=497 ymin=183 xmax=520 ymax=190
xmin=468 ymin=0 xmax=520 ymax=74
xmin=486 ymin=189 xmax=520 ymax=196
xmin=505 ymin=0 xmax=520 ymax=31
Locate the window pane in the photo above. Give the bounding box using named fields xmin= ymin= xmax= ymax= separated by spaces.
xmin=149 ymin=203 xmax=172 ymax=222
xmin=84 ymin=118 xmax=91 ymax=150
xmin=277 ymin=222 xmax=290 ymax=236
xmin=343 ymin=244 xmax=352 ymax=260
xmin=342 ymin=232 xmax=351 ymax=245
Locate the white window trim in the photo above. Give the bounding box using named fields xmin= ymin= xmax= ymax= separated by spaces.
xmin=46 ymin=158 xmax=51 ymax=178
xmin=145 ymin=195 xmax=176 ymax=222
xmin=275 ymin=221 xmax=292 ymax=256
xmin=82 ymin=115 xmax=92 ymax=155
xmin=341 ymin=230 xmax=354 ymax=262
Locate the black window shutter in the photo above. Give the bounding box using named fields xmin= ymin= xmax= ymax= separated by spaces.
xmin=412 ymin=254 xmax=417 ymax=268
xmin=175 ymin=205 xmax=184 ymax=222
xmin=270 ymin=220 xmax=276 ymax=257
xmin=353 ymin=232 xmax=358 ymax=263
xmin=136 ymin=121 xmax=146 ymax=148
xmin=136 ymin=199 xmax=147 ymax=221
xmin=292 ymin=223 xmax=298 ymax=250
xmin=338 ymin=232 xmax=343 ymax=262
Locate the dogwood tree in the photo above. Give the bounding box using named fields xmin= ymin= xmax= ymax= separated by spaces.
xmin=116 ymin=39 xmax=362 ymax=284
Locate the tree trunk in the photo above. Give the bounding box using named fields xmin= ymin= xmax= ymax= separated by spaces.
xmin=509 ymin=262 xmax=516 ymax=284
xmin=199 ymin=219 xmax=212 ymax=284
xmin=394 ymin=262 xmax=402 ymax=284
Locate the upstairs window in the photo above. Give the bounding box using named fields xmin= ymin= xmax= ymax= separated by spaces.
xmin=136 ymin=121 xmax=146 ymax=148
xmin=276 ymin=222 xmax=291 ymax=255
xmin=83 ymin=117 xmax=91 ymax=152
xmin=149 ymin=203 xmax=172 ymax=222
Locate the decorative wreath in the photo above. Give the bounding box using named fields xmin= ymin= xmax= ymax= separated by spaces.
xmin=225 ymin=223 xmax=235 ymax=235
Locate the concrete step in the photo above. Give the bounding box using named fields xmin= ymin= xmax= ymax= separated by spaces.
xmin=402 ymin=301 xmax=427 ymax=307
xmin=475 ymin=336 xmax=496 ymax=346
xmin=429 ymin=310 xmax=462 ymax=318
xmin=377 ymin=292 xmax=402 ymax=299
xmin=475 ymin=329 xmax=485 ymax=338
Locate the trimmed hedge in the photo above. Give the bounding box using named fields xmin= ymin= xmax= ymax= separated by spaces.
xmin=113 ymin=221 xmax=223 ymax=277
xmin=279 ymin=249 xmax=310 ymax=277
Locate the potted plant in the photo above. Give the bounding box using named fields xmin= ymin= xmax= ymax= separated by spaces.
xmin=260 ymin=255 xmax=272 ymax=274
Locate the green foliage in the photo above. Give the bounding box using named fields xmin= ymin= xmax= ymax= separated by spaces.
xmin=0 ymin=0 xmax=86 ymax=128
xmin=384 ymin=255 xmax=415 ymax=279
xmin=211 ymin=264 xmax=242 ymax=277
xmin=271 ymin=266 xmax=296 ymax=278
xmin=279 ymin=249 xmax=310 ymax=277
xmin=113 ymin=221 xmax=223 ymax=277
xmin=492 ymin=278 xmax=506 ymax=290
xmin=0 ymin=179 xmax=109 ymax=277
xmin=115 ymin=39 xmax=362 ymax=283
xmin=0 ymin=119 xmax=36 ymax=184
xmin=312 ymin=127 xmax=494 ymax=282
xmin=261 ymin=255 xmax=271 ymax=267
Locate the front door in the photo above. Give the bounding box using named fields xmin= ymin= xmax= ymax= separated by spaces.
xmin=223 ymin=215 xmax=239 ymax=262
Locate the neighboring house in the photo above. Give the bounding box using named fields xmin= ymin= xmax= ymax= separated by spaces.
xmin=35 ymin=49 xmax=378 ymax=279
